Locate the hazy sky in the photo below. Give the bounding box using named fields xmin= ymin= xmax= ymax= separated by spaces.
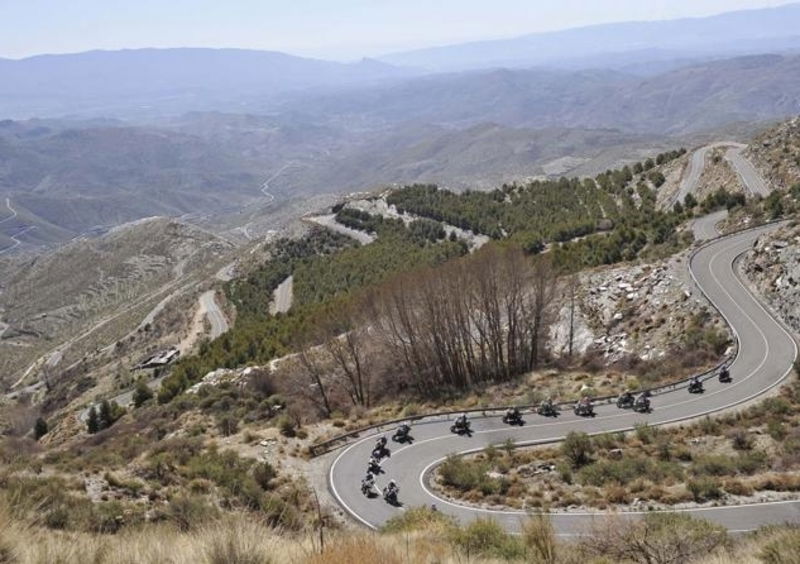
xmin=0 ymin=0 xmax=794 ymax=60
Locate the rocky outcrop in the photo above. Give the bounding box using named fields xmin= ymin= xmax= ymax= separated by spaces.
xmin=745 ymin=116 xmax=800 ymax=191
xmin=742 ymin=224 xmax=800 ymax=333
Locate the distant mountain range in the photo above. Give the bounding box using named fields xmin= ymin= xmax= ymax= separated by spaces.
xmin=380 ymin=2 xmax=800 ymax=72
xmin=0 ymin=48 xmax=415 ymax=119
xmin=286 ymin=54 xmax=800 ymax=135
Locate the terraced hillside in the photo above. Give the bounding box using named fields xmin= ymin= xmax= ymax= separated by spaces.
xmin=0 ymin=218 xmax=233 ymax=388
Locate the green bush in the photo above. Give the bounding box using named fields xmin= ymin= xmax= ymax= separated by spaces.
xmin=578 ymin=456 xmax=682 ymax=487
xmin=634 ymin=423 xmax=658 ymax=444
xmin=687 ymin=477 xmax=723 ymax=502
xmin=439 ymin=455 xmax=506 ymax=495
xmin=691 ymin=454 xmax=737 ymax=477
xmin=276 ymin=416 xmax=296 ymax=438
xmin=382 ymin=506 xmax=455 ymax=533
xmin=252 ymin=462 xmax=276 ymax=491
xmin=165 ymin=495 xmax=219 ymax=531
xmin=562 ymin=432 xmax=594 ymax=468
xmin=449 ymin=518 xmax=526 ymax=560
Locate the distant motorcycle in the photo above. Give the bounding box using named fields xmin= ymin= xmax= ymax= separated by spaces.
xmin=450 ymin=417 xmax=471 ymax=435
xmin=719 ymin=367 xmax=732 ymax=383
xmin=616 ymin=393 xmax=635 ymax=409
xmin=633 ymin=394 xmax=651 ymax=413
xmin=393 ymin=423 xmax=412 ymax=443
xmin=574 ymin=399 xmax=595 ymax=417
xmin=383 ymin=482 xmax=400 ymax=506
xmin=537 ymin=402 xmax=558 ymax=417
xmin=688 ymin=378 xmax=704 ymax=394
xmin=367 ymin=457 xmax=383 ymax=475
xmin=502 ymin=409 xmax=524 ymax=426
xmin=361 ymin=476 xmax=377 ymax=497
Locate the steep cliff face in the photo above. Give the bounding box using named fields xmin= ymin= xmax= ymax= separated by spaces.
xmin=742 ymin=222 xmax=800 ymax=333
xmin=746 ymin=116 xmax=800 ymax=191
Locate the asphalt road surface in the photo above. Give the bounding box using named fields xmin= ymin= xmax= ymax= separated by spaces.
xmin=673 ymin=143 xmax=744 ymax=207
xmin=328 ymin=222 xmax=799 ymax=535
xmin=269 ymin=275 xmax=294 ymax=315
xmin=200 ymin=290 xmax=229 ymax=340
xmin=691 ymin=209 xmax=728 ymax=241
xmin=726 ymin=146 xmax=771 ymax=197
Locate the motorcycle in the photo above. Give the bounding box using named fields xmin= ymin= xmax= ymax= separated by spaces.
xmin=633 ymin=395 xmax=651 ymax=413
xmin=574 ymin=401 xmax=595 ymax=417
xmin=393 ymin=424 xmax=412 ymax=443
xmin=719 ymin=367 xmax=732 ymax=383
xmin=688 ymin=379 xmax=704 ymax=394
xmin=537 ymin=402 xmax=558 ymax=417
xmin=361 ymin=478 xmax=377 ymax=497
xmin=502 ymin=410 xmax=524 ymax=426
xmin=450 ymin=419 xmax=471 ymax=435
xmin=616 ymin=393 xmax=635 ymax=409
xmin=383 ymin=486 xmax=399 ymax=505
xmin=367 ymin=458 xmax=383 ymax=475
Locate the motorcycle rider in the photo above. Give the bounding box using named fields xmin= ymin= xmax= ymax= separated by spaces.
xmin=455 ymin=413 xmax=469 ymax=429
xmin=719 ymin=366 xmax=731 ymax=382
xmin=577 ymin=396 xmax=593 ymax=415
xmin=375 ymin=435 xmax=388 ymax=450
xmin=689 ymin=375 xmax=703 ymax=392
xmin=368 ymin=455 xmax=381 ymax=474
xmin=618 ymin=390 xmax=634 ymax=406
xmin=540 ymin=397 xmax=554 ymax=413
xmin=361 ymin=472 xmax=376 ymax=495
xmin=635 ymin=391 xmax=650 ymax=411
xmin=505 ymin=407 xmax=521 ymax=421
xmin=384 ymin=479 xmax=399 ymax=502
xmin=396 ymin=423 xmax=411 ymax=436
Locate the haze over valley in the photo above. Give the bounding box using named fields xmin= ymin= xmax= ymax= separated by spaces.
xmin=4 ymin=3 xmax=800 ymax=563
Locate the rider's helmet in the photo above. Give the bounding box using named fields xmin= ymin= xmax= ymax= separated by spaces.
xmin=388 ymin=479 xmax=397 ymax=488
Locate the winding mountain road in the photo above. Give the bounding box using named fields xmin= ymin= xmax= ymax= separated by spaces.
xmin=725 ymin=146 xmax=771 ymax=197
xmin=328 ymin=222 xmax=799 ymax=534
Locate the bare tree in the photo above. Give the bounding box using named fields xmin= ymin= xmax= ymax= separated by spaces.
xmin=324 ymin=305 xmax=373 ymax=407
xmin=525 ymin=254 xmax=559 ymax=370
xmin=289 ymin=329 xmax=334 ymax=417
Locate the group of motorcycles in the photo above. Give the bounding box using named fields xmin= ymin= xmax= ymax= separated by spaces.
xmin=361 ymin=425 xmax=413 ymax=505
xmin=360 ymin=366 xmax=733 ymax=505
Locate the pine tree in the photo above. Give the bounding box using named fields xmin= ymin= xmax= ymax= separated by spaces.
xmin=87 ymin=406 xmax=100 ymax=434
xmin=133 ymin=380 xmax=154 ymax=408
xmin=34 ymin=417 xmax=48 ymax=440
xmin=99 ymin=400 xmax=113 ymax=430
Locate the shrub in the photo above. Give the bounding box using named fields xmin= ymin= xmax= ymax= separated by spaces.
xmin=199 ymin=519 xmax=275 ymax=564
xmin=216 ymin=415 xmax=239 ymax=437
xmin=634 ymin=423 xmax=658 ymax=444
xmin=252 ymin=462 xmax=276 ymax=491
xmin=450 ymin=518 xmax=525 ymax=560
xmin=133 ymin=381 xmax=154 ymax=408
xmin=687 ymin=477 xmax=723 ymax=502
xmin=699 ymin=416 xmax=719 ymax=434
xmin=382 ymin=506 xmax=455 ymax=533
xmin=581 ymin=512 xmax=729 ymax=563
xmin=759 ymin=528 xmax=800 ymax=564
xmin=729 ymin=428 xmax=754 ymax=450
xmin=165 ymin=495 xmax=220 ymax=531
xmin=522 ymin=513 xmax=558 ymax=564
xmin=276 ymin=416 xmax=296 ymax=438
xmin=562 ymin=432 xmax=593 ymax=468
xmin=33 ymin=418 xmax=48 ymax=440
xmin=578 ymin=456 xmax=682 ymax=487
xmin=768 ymin=419 xmax=788 ymax=441
xmin=439 ymin=455 xmax=506 ymax=495
xmin=691 ymin=454 xmax=737 ymax=477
